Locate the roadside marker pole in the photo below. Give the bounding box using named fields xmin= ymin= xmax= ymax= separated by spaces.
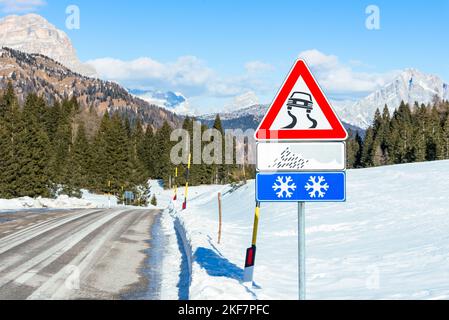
xmin=182 ymin=153 xmax=191 ymax=210
xmin=243 ymin=201 xmax=260 ymax=283
xmin=108 ymin=180 xmax=111 ymax=209
xmin=298 ymin=201 xmax=306 ymax=300
xmin=173 ymin=167 xmax=178 ymax=201
xmin=217 ymin=192 xmax=222 ymax=244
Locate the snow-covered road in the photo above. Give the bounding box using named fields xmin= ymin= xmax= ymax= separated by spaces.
xmin=0 ymin=208 xmax=160 ymax=299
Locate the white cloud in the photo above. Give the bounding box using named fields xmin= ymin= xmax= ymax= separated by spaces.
xmin=88 ymin=56 xmax=215 ymax=96
xmin=87 ymin=56 xmax=274 ymax=102
xmin=298 ymin=49 xmax=399 ymax=99
xmin=0 ymin=0 xmax=46 ymax=13
xmin=88 ymin=50 xmax=400 ymax=113
xmin=245 ymin=61 xmax=274 ymax=74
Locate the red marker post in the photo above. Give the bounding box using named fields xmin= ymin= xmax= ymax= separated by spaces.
xmin=243 ymin=202 xmax=260 ymax=283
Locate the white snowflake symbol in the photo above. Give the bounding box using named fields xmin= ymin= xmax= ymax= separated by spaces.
xmin=304 ymin=176 xmax=329 ymax=198
xmin=272 ymin=176 xmax=297 ymax=198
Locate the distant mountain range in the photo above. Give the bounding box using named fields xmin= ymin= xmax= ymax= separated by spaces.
xmin=197 ymin=104 xmax=363 ymax=134
xmin=199 ymin=67 xmax=449 ymax=133
xmin=334 ymin=68 xmax=449 ymax=129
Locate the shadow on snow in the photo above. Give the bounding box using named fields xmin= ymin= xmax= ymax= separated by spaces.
xmin=193 ymin=247 xmax=243 ymax=281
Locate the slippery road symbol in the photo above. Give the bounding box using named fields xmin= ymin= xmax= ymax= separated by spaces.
xmin=283 ymin=92 xmax=318 ymax=129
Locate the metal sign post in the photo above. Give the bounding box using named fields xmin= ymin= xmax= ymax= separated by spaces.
xmin=298 ymin=201 xmax=305 ymax=300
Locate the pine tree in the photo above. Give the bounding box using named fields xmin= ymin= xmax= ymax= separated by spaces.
xmin=390 ymin=103 xmax=414 ymax=163
xmin=176 ymin=117 xmax=193 ymax=186
xmin=212 ymin=114 xmax=226 ymax=184
xmin=106 ymin=113 xmax=133 ymax=193
xmin=153 ymin=121 xmax=173 ymax=187
xmin=427 ymin=106 xmax=444 ymax=161
xmin=129 ymin=118 xmax=148 ymax=186
xmin=0 ymin=121 xmax=17 ymax=198
xmin=444 ymin=115 xmax=449 ymax=159
xmin=46 ymin=101 xmax=61 ymax=142
xmin=72 ymin=122 xmax=91 ymax=188
xmin=91 ymin=112 xmax=112 ymax=192
xmin=0 ymin=83 xmax=20 ymax=198
xmin=139 ymin=126 xmax=155 ymax=178
xmin=361 ymin=127 xmax=374 ymax=167
xmin=346 ymin=130 xmax=357 ymax=168
xmin=373 ymin=108 xmax=382 ymax=133
xmin=150 ymin=194 xmax=157 ymax=206
xmin=346 ymin=130 xmax=363 ymax=168
xmin=0 ymin=82 xmax=16 ymax=119
xmin=15 ymin=95 xmax=52 ymax=198
xmin=51 ymin=98 xmax=76 ymax=192
xmin=354 ymin=132 xmax=363 ymax=168
xmin=372 ymin=141 xmax=387 ymax=166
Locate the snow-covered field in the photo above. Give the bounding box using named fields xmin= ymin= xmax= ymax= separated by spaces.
xmin=157 ymin=160 xmax=449 ymax=300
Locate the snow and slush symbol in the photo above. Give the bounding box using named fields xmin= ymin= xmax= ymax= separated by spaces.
xmin=272 ymin=176 xmax=297 ymax=198
xmin=304 ymin=176 xmax=329 ymax=198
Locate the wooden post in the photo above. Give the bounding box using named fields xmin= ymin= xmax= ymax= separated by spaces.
xmin=218 ymin=192 xmax=222 ymax=244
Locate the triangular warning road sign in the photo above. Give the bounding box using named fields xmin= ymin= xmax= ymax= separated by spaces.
xmin=255 ymin=59 xmax=348 ymax=141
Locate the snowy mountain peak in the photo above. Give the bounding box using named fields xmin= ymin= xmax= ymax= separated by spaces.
xmin=128 ymin=89 xmax=189 ymax=114
xmin=336 ymin=68 xmax=449 ymax=129
xmin=224 ymin=91 xmax=260 ymax=112
xmin=0 ymin=14 xmax=96 ymax=77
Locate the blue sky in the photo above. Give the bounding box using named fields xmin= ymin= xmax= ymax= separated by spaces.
xmin=1 ymin=0 xmax=448 ymax=112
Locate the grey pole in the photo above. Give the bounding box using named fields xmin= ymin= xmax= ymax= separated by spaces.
xmin=298 ymin=201 xmax=306 ymax=300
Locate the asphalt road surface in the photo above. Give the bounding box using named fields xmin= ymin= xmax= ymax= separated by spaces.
xmin=0 ymin=208 xmax=161 ymax=300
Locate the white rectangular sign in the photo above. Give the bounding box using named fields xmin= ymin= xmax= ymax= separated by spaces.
xmin=257 ymin=142 xmax=346 ymax=172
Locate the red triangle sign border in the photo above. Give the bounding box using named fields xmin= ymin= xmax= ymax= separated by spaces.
xmin=255 ymin=59 xmax=348 ymax=141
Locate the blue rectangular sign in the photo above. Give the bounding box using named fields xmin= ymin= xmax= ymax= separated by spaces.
xmin=256 ymin=172 xmax=346 ymax=202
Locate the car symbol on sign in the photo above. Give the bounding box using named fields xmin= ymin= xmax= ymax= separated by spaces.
xmin=287 ymin=92 xmax=313 ymax=111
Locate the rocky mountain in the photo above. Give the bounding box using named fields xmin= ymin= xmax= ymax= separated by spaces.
xmin=0 ymin=47 xmax=182 ymax=129
xmin=0 ymin=14 xmax=96 ymax=77
xmin=335 ymin=69 xmax=449 ymax=129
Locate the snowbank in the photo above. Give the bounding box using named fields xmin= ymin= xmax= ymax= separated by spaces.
xmin=0 ymin=190 xmax=120 ymax=211
xmin=0 ymin=195 xmax=96 ymax=210
xmin=158 ymin=160 xmax=449 ymax=300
